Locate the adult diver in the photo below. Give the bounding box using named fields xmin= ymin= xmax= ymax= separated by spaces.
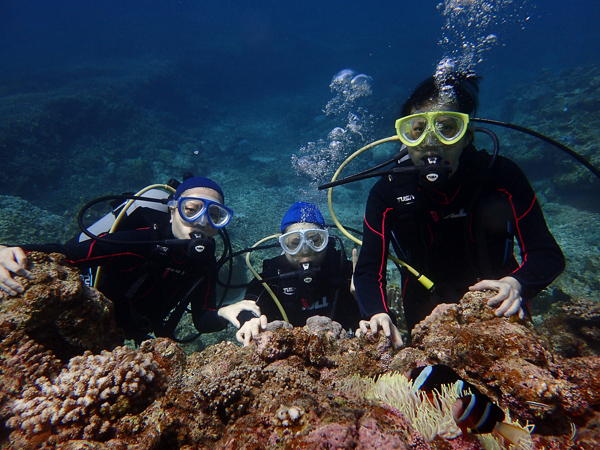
xmin=0 ymin=175 xmax=260 ymax=343
xmin=320 ymin=72 xmax=576 ymax=349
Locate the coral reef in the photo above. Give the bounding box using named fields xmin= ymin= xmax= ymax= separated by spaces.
xmin=2 ymin=251 xmax=600 ymax=448
xmin=0 ymin=196 xmax=75 ymax=245
xmin=0 ymin=251 xmax=123 ymax=360
xmin=6 ymin=344 xmax=166 ymax=446
xmin=2 ymin=247 xmax=600 ymax=449
xmin=502 ymin=64 xmax=600 ymax=202
xmin=534 ymin=297 xmax=600 ymax=358
xmin=390 ymin=290 xmax=600 ymax=446
xmin=2 ymin=287 xmax=600 ymax=448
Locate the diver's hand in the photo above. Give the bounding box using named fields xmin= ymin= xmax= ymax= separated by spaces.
xmin=350 ymin=248 xmax=358 ymax=297
xmin=0 ymin=246 xmax=32 ymax=296
xmin=217 ymin=300 xmax=262 ymax=328
xmin=356 ymin=313 xmax=404 ymax=350
xmin=235 ymin=315 xmax=268 ymax=346
xmin=469 ymin=276 xmax=525 ymax=319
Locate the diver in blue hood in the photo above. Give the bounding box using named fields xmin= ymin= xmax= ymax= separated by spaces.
xmin=0 ymin=175 xmax=260 ymax=343
xmin=352 ymin=73 xmax=565 ymax=348
xmin=235 ymin=202 xmax=361 ymax=345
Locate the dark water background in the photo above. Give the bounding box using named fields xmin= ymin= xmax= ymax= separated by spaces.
xmin=1 ymin=0 xmax=599 ymax=300
xmin=2 ymin=0 xmax=598 ymax=104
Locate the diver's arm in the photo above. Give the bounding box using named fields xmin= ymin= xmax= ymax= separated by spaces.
xmin=19 ymin=229 xmax=154 ymax=270
xmin=353 ymin=180 xmax=394 ymax=319
xmin=496 ymin=159 xmax=565 ymax=299
xmin=190 ymin=274 xmax=230 ymax=333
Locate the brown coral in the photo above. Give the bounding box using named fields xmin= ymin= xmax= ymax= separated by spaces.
xmin=0 ymin=251 xmax=123 ymax=360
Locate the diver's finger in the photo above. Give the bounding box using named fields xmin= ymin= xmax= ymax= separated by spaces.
xmin=503 ymin=297 xmax=523 ymax=317
xmin=487 ymin=285 xmax=510 ymax=307
xmin=12 ymin=248 xmax=30 ymax=272
xmin=260 ymin=314 xmax=268 ymax=330
xmin=469 ymin=280 xmax=496 ymax=292
xmin=2 ymin=259 xmax=32 ymax=280
xmin=0 ymin=282 xmax=18 ymax=296
xmin=494 ymin=295 xmax=516 ymax=317
xmin=0 ymin=276 xmax=24 ymax=296
xmin=358 ymin=320 xmax=370 ymax=335
xmin=243 ymin=300 xmax=262 ymax=316
xmin=380 ymin=319 xmax=392 ymax=338
xmin=235 ymin=329 xmax=245 ymax=345
xmin=389 ymin=328 xmax=404 ymax=350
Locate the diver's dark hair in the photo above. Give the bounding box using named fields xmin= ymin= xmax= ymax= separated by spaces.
xmin=401 ymin=72 xmax=481 ymax=117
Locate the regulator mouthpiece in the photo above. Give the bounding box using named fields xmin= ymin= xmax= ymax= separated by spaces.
xmin=419 ymin=155 xmax=451 ymax=188
xmin=300 ymin=262 xmax=316 ymax=284
xmin=187 ymin=232 xmax=215 ymax=259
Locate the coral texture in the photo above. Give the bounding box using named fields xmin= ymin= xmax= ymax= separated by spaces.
xmin=2 ymin=252 xmax=600 ymax=449
xmin=391 ymin=290 xmax=600 ymax=446
xmin=0 ymin=251 xmax=123 ymax=360
xmin=6 ymin=344 xmax=166 ymax=446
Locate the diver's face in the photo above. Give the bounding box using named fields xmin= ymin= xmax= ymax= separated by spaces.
xmin=283 ymin=223 xmax=327 ymax=270
xmin=407 ymin=104 xmax=471 ymax=176
xmin=170 ymin=187 xmax=223 ymax=239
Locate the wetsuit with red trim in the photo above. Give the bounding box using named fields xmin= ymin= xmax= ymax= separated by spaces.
xmin=353 ymin=144 xmax=565 ymax=334
xmin=20 ymin=218 xmax=226 ymax=342
xmin=243 ymin=241 xmax=362 ymax=330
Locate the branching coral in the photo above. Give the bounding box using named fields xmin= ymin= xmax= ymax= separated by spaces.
xmin=347 ymin=372 xmax=533 ymax=450
xmin=196 ymin=365 xmax=265 ymax=424
xmin=6 ymin=345 xmax=165 ymax=445
xmin=0 ymin=325 xmax=63 ymax=420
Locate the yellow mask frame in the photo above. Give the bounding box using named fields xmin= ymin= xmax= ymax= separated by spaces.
xmin=395 ymin=111 xmax=470 ymax=147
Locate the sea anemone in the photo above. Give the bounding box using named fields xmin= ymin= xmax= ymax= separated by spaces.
xmin=346 ymin=372 xmax=533 ymax=449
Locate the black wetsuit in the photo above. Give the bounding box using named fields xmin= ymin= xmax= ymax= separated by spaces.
xmin=243 ymin=242 xmax=361 ymax=330
xmin=20 ymin=213 xmax=226 ymax=342
xmin=353 ymin=145 xmax=565 ymax=334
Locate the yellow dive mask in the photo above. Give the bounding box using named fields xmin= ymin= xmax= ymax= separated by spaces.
xmin=395 ymin=111 xmax=470 ymax=147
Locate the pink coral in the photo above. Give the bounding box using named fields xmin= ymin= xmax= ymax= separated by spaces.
xmin=6 ymin=345 xmax=165 ymax=446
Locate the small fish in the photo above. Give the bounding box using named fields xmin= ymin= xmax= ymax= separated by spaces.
xmin=525 ymin=400 xmax=554 ymax=411
xmin=406 ymin=364 xmax=481 ymax=396
xmin=453 ymin=393 xmax=530 ymax=446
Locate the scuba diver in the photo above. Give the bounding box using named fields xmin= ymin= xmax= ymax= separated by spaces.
xmin=235 ymin=201 xmax=362 ymax=346
xmin=0 ymin=175 xmax=260 ymax=343
xmin=351 ymin=73 xmax=565 ymax=349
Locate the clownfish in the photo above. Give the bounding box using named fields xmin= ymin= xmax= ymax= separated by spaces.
xmin=406 ymin=364 xmax=481 ymax=397
xmin=453 ymin=393 xmax=531 ymax=447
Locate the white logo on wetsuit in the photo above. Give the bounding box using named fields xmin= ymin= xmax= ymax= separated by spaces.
xmin=444 ymin=208 xmax=467 ymax=219
xmin=283 ymin=287 xmax=296 ymax=296
xmin=397 ymin=194 xmax=415 ymax=204
xmin=302 ymin=296 xmax=329 ymax=311
xmin=80 ymin=271 xmax=93 ymax=288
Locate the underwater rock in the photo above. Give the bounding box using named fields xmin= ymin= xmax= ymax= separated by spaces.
xmin=3 ymin=267 xmax=600 ymax=448
xmin=0 ymin=251 xmax=123 ymax=360
xmin=536 ymin=297 xmax=600 ymax=357
xmin=390 ymin=290 xmax=600 ymax=443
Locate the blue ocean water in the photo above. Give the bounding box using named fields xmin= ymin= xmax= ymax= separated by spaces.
xmin=2 ymin=0 xmax=598 ymax=98
xmin=0 ymin=0 xmax=599 ymax=299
